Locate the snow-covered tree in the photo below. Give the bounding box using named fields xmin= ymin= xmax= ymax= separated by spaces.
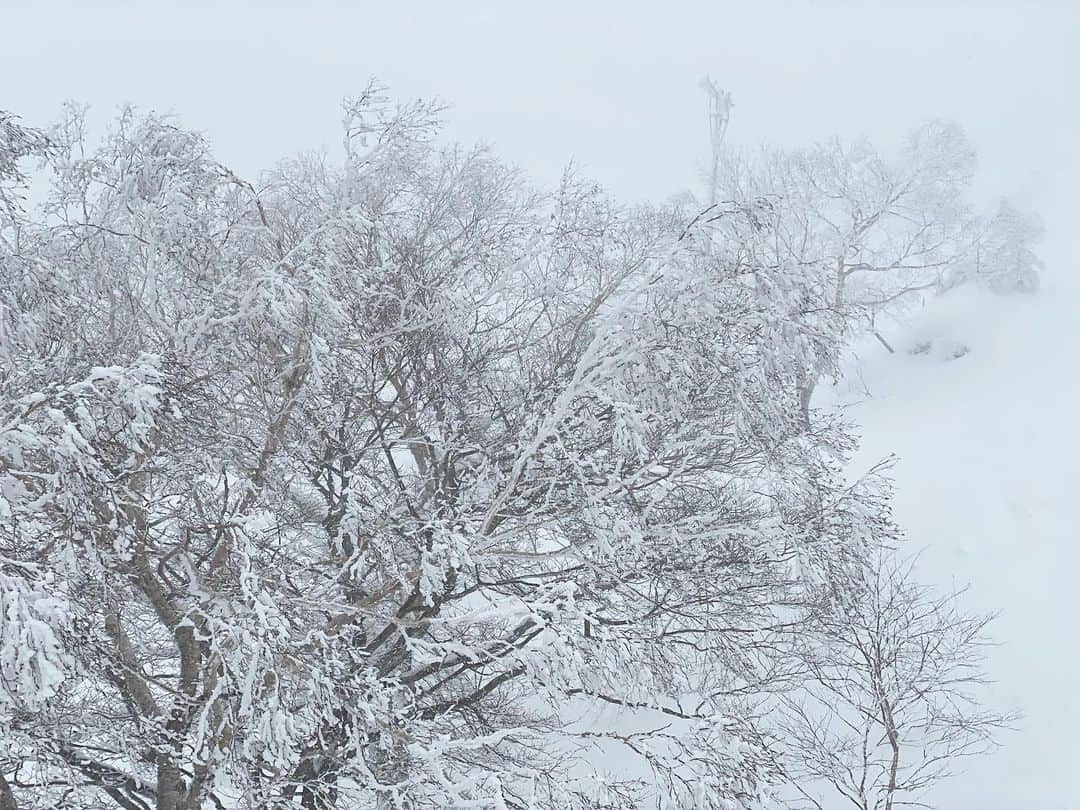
xmin=0 ymin=111 xmax=50 ymax=221
xmin=0 ymin=89 xmax=1005 ymax=810
xmin=944 ymin=197 xmax=1043 ymax=295
xmin=709 ymin=122 xmax=978 ymax=323
xmin=713 ymin=123 xmax=1044 ymax=313
xmin=702 ymin=117 xmax=1042 ymax=410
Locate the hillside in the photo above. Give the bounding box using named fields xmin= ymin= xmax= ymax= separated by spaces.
xmin=826 ymin=262 xmax=1079 ymax=808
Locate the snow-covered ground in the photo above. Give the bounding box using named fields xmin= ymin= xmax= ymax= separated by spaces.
xmin=824 ymin=256 xmax=1080 ymax=807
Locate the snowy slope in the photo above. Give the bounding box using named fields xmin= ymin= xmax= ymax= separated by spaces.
xmin=823 ymin=270 xmax=1080 ymax=808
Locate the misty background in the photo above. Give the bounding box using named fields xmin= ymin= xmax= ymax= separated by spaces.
xmin=4 ymin=2 xmax=1078 ymax=807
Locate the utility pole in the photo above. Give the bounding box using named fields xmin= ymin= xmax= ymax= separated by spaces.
xmin=699 ymin=76 xmax=733 ymax=207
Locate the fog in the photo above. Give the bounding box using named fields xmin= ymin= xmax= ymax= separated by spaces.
xmin=4 ymin=3 xmax=1078 ymax=807
xmin=7 ymin=2 xmax=1076 ymax=208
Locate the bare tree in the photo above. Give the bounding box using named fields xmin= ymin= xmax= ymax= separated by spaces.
xmin=775 ymin=546 xmax=1016 ymax=810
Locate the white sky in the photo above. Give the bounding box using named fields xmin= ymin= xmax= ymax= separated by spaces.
xmin=6 ymin=1 xmax=1077 ymax=210
xmin=5 ymin=2 xmax=1079 ymax=807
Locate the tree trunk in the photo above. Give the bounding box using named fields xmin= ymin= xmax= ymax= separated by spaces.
xmin=879 ymin=695 xmax=901 ymax=810
xmin=156 ymin=758 xmax=185 ymax=810
xmin=797 ymin=369 xmax=816 ymax=428
xmin=372 ymin=738 xmax=409 ymax=810
xmin=0 ymin=772 xmax=18 ymax=810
